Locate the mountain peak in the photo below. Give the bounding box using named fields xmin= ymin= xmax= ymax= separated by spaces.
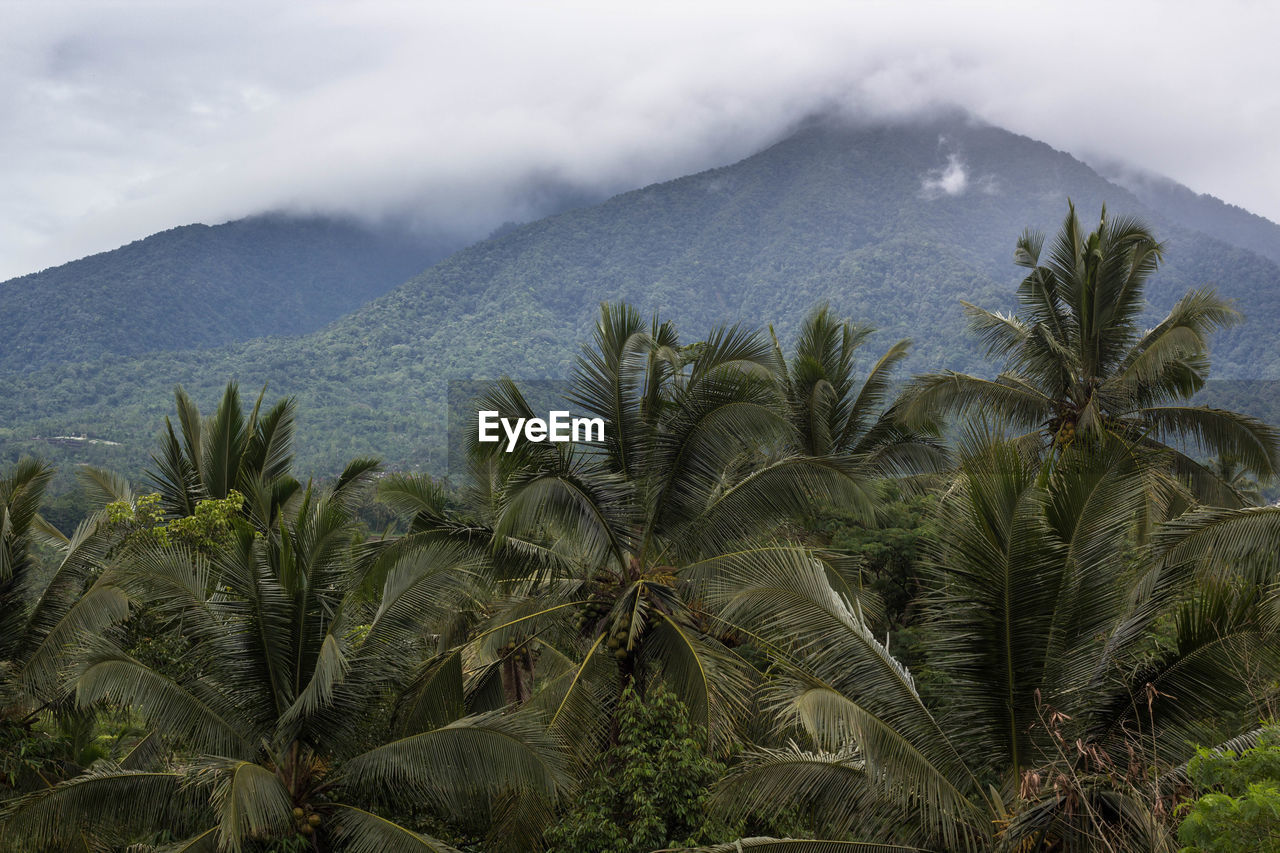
xmin=2 ymin=116 xmax=1278 ymax=477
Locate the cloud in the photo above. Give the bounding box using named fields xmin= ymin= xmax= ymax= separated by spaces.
xmin=2 ymin=1 xmax=1279 ymax=279
xmin=921 ymin=154 xmax=969 ymax=198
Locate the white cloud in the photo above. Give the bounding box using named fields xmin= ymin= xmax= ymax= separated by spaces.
xmin=2 ymin=1 xmax=1279 ymax=279
xmin=921 ymin=154 xmax=969 ymax=198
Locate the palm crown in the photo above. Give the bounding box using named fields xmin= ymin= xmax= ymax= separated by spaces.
xmin=396 ymin=303 xmax=931 ymax=768
xmin=1 ymin=460 xmax=567 ymax=852
xmin=706 ymin=435 xmax=1278 ymax=851
xmin=906 ymin=202 xmax=1278 ymax=505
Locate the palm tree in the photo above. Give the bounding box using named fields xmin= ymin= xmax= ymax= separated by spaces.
xmin=394 ymin=303 xmax=925 ymax=765
xmin=904 ymin=202 xmax=1278 ymax=506
xmin=781 ymin=305 xmax=944 ymax=477
xmin=0 ymin=460 xmax=569 ymax=852
xmin=147 ymin=382 xmax=300 ymax=531
xmin=0 ymin=459 xmax=126 ymax=727
xmin=697 ymin=435 xmax=1278 ymax=851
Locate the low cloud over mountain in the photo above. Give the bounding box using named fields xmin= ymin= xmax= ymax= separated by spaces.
xmin=4 ymin=1 xmax=1280 ymax=280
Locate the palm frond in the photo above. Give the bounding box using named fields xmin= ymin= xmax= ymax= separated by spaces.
xmin=120 ymin=729 xmax=166 ymax=770
xmin=332 ymin=456 xmax=382 ymax=511
xmin=18 ymin=581 xmax=130 ymax=703
xmin=327 ymin=804 xmax=464 ymax=853
xmin=340 ymin=710 xmax=570 ymax=812
xmin=1088 ymin=575 xmax=1277 ymax=765
xmin=392 ymin=651 xmax=465 ymax=736
xmin=77 ymin=464 xmax=136 ymax=506
xmin=532 ymin=631 xmax=618 ymax=755
xmin=699 ymin=546 xmax=984 ymax=844
xmin=200 ymin=382 xmax=247 ymax=500
xmin=155 ymin=827 xmax=220 ymax=852
xmin=901 ymin=372 xmax=1054 ymax=432
xmin=244 ymin=394 xmax=297 ymax=488
xmin=0 ymin=767 xmax=195 ymax=850
xmin=1155 ymin=504 xmax=1280 ymax=573
xmin=963 ymin=303 xmax=1030 ymax=361
xmin=710 ymin=745 xmax=872 ymax=839
xmin=277 ymin=632 xmax=350 ymax=729
xmin=641 ymin=609 xmax=754 ymax=750
xmin=1135 ymin=404 xmax=1279 ymax=480
xmin=189 ymin=757 xmax=294 ymax=853
xmin=689 ymin=455 xmax=880 ymax=552
xmin=75 ymin=644 xmax=256 ymax=758
xmin=1013 ymin=227 xmax=1045 ymax=269
xmin=566 ymin=302 xmax=655 ymax=479
xmin=493 ymin=468 xmax=631 ymax=569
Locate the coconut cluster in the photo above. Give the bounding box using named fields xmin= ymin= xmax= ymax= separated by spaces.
xmin=605 ymin=610 xmax=633 ymax=660
xmin=290 ymin=806 xmax=322 ymax=837
xmin=500 ymin=635 xmax=538 ymax=665
xmin=568 ymin=573 xmax=647 ymax=661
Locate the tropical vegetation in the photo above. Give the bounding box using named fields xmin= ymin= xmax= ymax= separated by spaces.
xmin=2 ymin=204 xmax=1279 ymax=852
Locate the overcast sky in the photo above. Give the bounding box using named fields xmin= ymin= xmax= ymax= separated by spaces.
xmin=3 ymin=0 xmax=1279 ymax=281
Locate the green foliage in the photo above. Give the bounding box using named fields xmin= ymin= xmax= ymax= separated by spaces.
xmin=107 ymin=490 xmax=245 ymax=549
xmin=904 ymin=201 xmax=1280 ymax=509
xmin=157 ymin=498 xmax=243 ymax=548
xmin=0 ymin=450 xmax=569 ymax=852
xmin=545 ymin=683 xmax=727 ymax=853
xmin=1 ymin=458 xmax=128 ymax=725
xmin=0 ymin=214 xmax=450 ymax=375
xmin=107 ymin=492 xmax=165 ymax=528
xmin=1179 ymin=729 xmax=1280 ymax=852
xmin=0 ymin=721 xmax=66 ymax=795
xmin=409 ymin=303 xmax=911 ymax=763
xmin=4 ymin=168 xmax=1280 ymax=851
xmin=0 ymin=702 xmax=153 ymax=802
xmin=818 ymin=491 xmax=936 ymax=629
xmin=710 ymin=435 xmax=1280 ymax=851
xmin=815 ymin=491 xmax=944 ymax=700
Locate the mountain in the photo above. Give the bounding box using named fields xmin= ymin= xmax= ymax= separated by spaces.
xmin=4 ymin=113 xmax=1280 ymax=480
xmin=0 ymin=214 xmax=457 ymax=374
xmin=1097 ymin=162 xmax=1280 ymax=268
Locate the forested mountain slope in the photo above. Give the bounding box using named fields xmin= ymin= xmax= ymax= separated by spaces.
xmin=1099 ymin=163 xmax=1280 ymax=268
xmin=0 ymin=214 xmax=454 ymax=373
xmin=3 ymin=114 xmax=1278 ymax=478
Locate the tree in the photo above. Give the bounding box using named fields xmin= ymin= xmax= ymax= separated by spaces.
xmin=1177 ymin=727 xmax=1280 ymax=853
xmin=0 ymin=460 xmax=132 ymax=806
xmin=782 ymin=305 xmax=944 ymax=477
xmin=401 ymin=303 xmax=927 ymax=757
xmin=700 ymin=436 xmax=1280 ymax=851
xmin=544 ymin=682 xmax=726 ymax=853
xmin=905 ymin=202 xmax=1279 ymax=507
xmin=147 ymin=382 xmax=300 ymax=531
xmin=0 ymin=459 xmax=126 ymax=729
xmin=0 ymin=460 xmax=568 ymax=852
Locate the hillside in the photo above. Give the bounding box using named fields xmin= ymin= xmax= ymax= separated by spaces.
xmin=1099 ymin=163 xmax=1280 ymax=268
xmin=0 ymin=214 xmax=455 ymax=374
xmin=3 ymin=114 xmax=1279 ymax=479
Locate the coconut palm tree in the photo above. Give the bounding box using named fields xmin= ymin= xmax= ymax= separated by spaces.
xmin=0 ymin=459 xmax=569 ymax=852
xmin=147 ymin=382 xmax=300 ymax=531
xmin=781 ymin=305 xmax=945 ymax=477
xmin=696 ymin=436 xmax=1279 ymax=851
xmin=0 ymin=460 xmax=127 ymax=727
xmin=904 ymin=202 xmax=1278 ymax=507
xmin=391 ymin=303 xmax=922 ymax=767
